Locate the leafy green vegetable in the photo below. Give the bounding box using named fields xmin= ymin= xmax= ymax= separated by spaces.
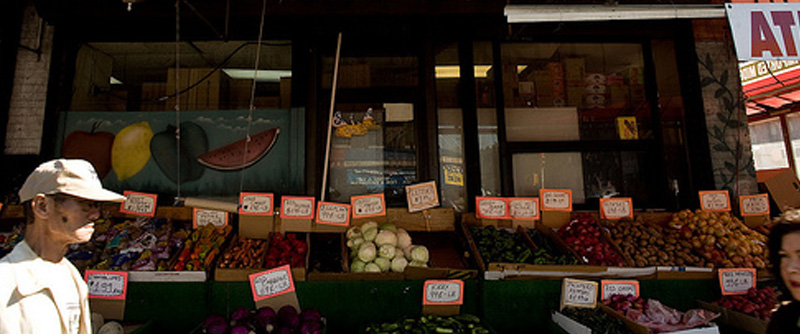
xmin=364 ymin=314 xmax=492 ymax=334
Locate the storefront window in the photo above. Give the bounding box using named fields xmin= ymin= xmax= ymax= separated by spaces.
xmin=475 ymin=42 xmax=501 ymax=197
xmin=501 ymin=42 xmax=656 ymax=206
xmin=435 ymin=43 xmax=467 ymax=211
xmin=322 ymin=40 xmax=419 ymax=206
xmin=750 ymin=118 xmax=789 ymax=170
xmin=70 ymin=41 xmax=292 ymax=111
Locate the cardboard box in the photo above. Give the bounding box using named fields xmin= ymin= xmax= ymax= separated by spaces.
xmin=214 ymin=233 xmax=308 ymax=282
xmin=565 ymin=58 xmax=586 ymax=86
xmin=757 ymin=168 xmax=800 ymax=213
xmin=697 ymin=300 xmax=767 ymax=334
xmin=552 ymin=310 xmax=592 ymax=334
xmin=239 ymin=215 xmax=275 ymax=239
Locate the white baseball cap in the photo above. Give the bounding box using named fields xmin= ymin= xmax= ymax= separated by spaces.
xmin=18 ymin=159 xmax=125 ymax=203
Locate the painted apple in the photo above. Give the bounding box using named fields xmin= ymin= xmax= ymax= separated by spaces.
xmin=61 ymin=122 xmax=115 ymax=178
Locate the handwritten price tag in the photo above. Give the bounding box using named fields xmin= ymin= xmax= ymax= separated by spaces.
xmin=740 ymin=194 xmax=769 ymax=217
xmin=281 ymin=196 xmax=315 ymax=219
xmin=476 ymin=197 xmax=509 ymax=219
xmin=406 ymin=181 xmax=440 ymax=213
xmin=351 ymin=194 xmax=386 ymax=218
xmin=718 ymin=268 xmax=756 ymax=295
xmin=239 ymin=193 xmax=274 ymax=216
xmin=601 ymin=280 xmax=640 ymax=300
xmin=699 ymin=190 xmax=731 ymax=212
xmin=561 ymin=278 xmax=598 ymax=310
xmin=599 ymin=198 xmax=633 ymax=220
xmin=249 ymin=265 xmax=296 ymax=302
xmin=540 ymin=189 xmax=573 ymax=211
xmin=508 ymin=198 xmax=539 ymax=220
xmin=316 ymin=202 xmax=351 ymax=226
xmin=423 ymin=280 xmax=464 ymax=305
xmin=193 ymin=208 xmax=228 ymax=228
xmin=119 ymin=191 xmax=157 ymax=217
xmin=85 ymin=270 xmax=128 ymax=300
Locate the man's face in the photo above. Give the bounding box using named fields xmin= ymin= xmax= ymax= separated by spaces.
xmin=46 ymin=194 xmax=102 ymax=244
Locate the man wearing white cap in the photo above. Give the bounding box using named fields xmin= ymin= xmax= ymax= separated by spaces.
xmin=0 ymin=159 xmax=124 ymax=334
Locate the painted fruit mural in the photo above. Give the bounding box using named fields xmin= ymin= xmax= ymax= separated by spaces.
xmin=61 ymin=122 xmax=115 ymax=178
xmin=197 ymin=127 xmax=280 ymax=171
xmin=150 ymin=122 xmax=208 ymax=184
xmin=111 ymin=121 xmax=154 ymax=181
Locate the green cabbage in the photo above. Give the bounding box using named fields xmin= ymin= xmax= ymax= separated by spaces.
xmin=361 ymin=221 xmax=379 ymax=232
xmin=351 ymin=259 xmax=366 ymax=273
xmin=391 ymin=257 xmax=408 ymax=272
xmin=378 ymin=244 xmax=396 ymax=259
xmin=362 ymin=228 xmax=379 ymax=242
xmin=358 ymin=242 xmax=377 ymax=262
xmin=396 ymin=228 xmax=412 ymax=249
xmin=410 ymin=246 xmax=429 ymax=263
xmin=346 ymin=226 xmax=362 ymax=240
xmin=347 ymin=237 xmax=365 ymax=250
xmin=379 ymin=222 xmax=397 ymax=232
xmin=409 ymin=260 xmax=428 ymax=268
xmin=375 ymin=230 xmax=398 ymax=247
xmin=365 ymin=262 xmax=381 ymax=273
xmin=374 ymin=257 xmax=391 ymax=272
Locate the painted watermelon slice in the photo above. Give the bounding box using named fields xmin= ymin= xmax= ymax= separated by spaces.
xmin=197 ymin=127 xmax=280 ymax=170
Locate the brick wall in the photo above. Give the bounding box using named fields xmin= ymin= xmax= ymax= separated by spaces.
xmin=693 ymin=18 xmax=758 ymax=197
xmin=3 ymin=4 xmax=53 ymax=155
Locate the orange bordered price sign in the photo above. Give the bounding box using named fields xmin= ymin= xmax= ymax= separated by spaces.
xmin=239 ymin=192 xmax=274 ymax=216
xmin=119 ymin=191 xmax=157 ymax=217
xmin=351 ymin=194 xmax=386 ymax=219
xmin=476 ymin=197 xmax=509 ymax=219
xmin=600 ymin=280 xmax=640 ymax=300
xmin=280 ymin=196 xmax=315 ymax=220
xmin=740 ymin=194 xmax=769 ymax=217
xmin=423 ymin=280 xmax=464 ymax=306
xmin=508 ymin=197 xmax=539 ymax=220
xmin=540 ymin=189 xmax=572 ymax=212
xmin=85 ymin=270 xmax=128 ymax=300
xmin=699 ymin=190 xmax=731 ymax=212
xmin=193 ymin=208 xmax=229 ymax=228
xmin=599 ymin=198 xmax=633 ymax=220
xmin=249 ymin=264 xmax=296 ymax=302
xmin=316 ymin=202 xmax=351 ymax=226
xmin=406 ymin=181 xmax=440 ymax=213
xmin=718 ymin=268 xmax=756 ymax=296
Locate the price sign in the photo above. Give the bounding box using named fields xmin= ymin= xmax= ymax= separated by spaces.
xmin=351 ymin=194 xmax=386 ymax=218
xmin=599 ymin=198 xmax=633 ymax=220
xmin=561 ymin=278 xmax=598 ymax=310
xmin=280 ymin=196 xmax=315 ymax=219
xmin=85 ymin=270 xmax=128 ymax=300
xmin=406 ymin=181 xmax=440 ymax=213
xmin=600 ymin=280 xmax=640 ymax=300
xmin=249 ymin=265 xmax=296 ymax=302
xmin=699 ymin=190 xmax=731 ymax=212
xmin=508 ymin=198 xmax=539 ymax=220
xmin=119 ymin=191 xmax=157 ymax=217
xmin=476 ymin=197 xmax=509 ymax=219
xmin=718 ymin=268 xmax=756 ymax=295
xmin=740 ymin=194 xmax=770 ymax=217
xmin=193 ymin=208 xmax=228 ymax=228
xmin=423 ymin=280 xmax=464 ymax=305
xmin=239 ymin=192 xmax=274 ymax=216
xmin=316 ymin=202 xmax=351 ymax=226
xmin=540 ymin=189 xmax=573 ymax=211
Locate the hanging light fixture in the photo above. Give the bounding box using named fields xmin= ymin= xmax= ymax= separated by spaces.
xmin=122 ymin=0 xmax=139 ymax=12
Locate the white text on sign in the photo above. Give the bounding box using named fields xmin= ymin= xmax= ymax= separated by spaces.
xmin=87 ymin=274 xmax=125 ymax=297
xmin=123 ymin=194 xmax=155 ymax=215
xmin=196 ymin=210 xmax=227 ymax=227
xmin=242 ymin=195 xmax=272 ymax=214
xmin=478 ymin=199 xmax=507 ymax=218
xmin=601 ymin=199 xmax=632 ymax=219
xmin=252 ymin=270 xmax=292 ymax=298
xmin=720 ymin=270 xmax=755 ymax=294
xmin=564 ymin=281 xmax=596 ymax=306
xmin=701 ymin=192 xmax=729 ymax=211
xmin=742 ymin=196 xmax=769 ymax=215
xmin=284 ymin=199 xmax=313 ymax=217
xmin=543 ymin=192 xmax=570 ymax=210
xmin=425 ymin=283 xmax=461 ymax=304
xmin=354 ymin=197 xmax=383 ymax=216
xmin=319 ymin=205 xmax=348 ymax=224
xmin=509 ymin=199 xmax=538 ymax=218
